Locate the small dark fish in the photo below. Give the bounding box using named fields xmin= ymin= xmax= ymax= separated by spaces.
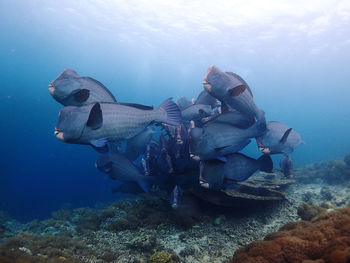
xmin=54 ymin=98 xmax=182 ymax=151
xmin=170 ymin=185 xmax=181 ymax=208
xmin=279 ymin=154 xmax=293 ymax=178
xmin=190 ymin=115 xmax=266 ymax=160
xmin=194 ymin=90 xmax=219 ymax=108
xmin=202 ymin=65 xmax=263 ymax=121
xmin=176 ymin=96 xmax=193 ymax=111
xmin=181 ymin=104 xmax=213 ymax=121
xmin=125 ymin=127 xmax=155 ymax=160
xmin=157 ymin=136 xmax=174 ymax=175
xmin=141 ymin=157 xmax=150 ymax=176
xmin=49 ymin=69 xmax=116 ymax=106
xmin=200 ymin=153 xmax=273 ymax=190
xmin=256 ymin=121 xmax=304 ymax=154
xmin=95 ymin=152 xmax=154 ymax=192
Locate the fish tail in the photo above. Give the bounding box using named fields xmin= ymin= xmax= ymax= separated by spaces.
xmin=157 ymin=98 xmax=182 ymax=126
xmin=257 ymin=154 xmax=273 ymax=173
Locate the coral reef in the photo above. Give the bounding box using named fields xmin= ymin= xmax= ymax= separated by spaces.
xmin=230 ymin=206 xmax=350 ymax=263
xmin=149 ymin=251 xmax=177 ymax=263
xmin=1 ymin=155 xmax=350 ymax=263
xmin=296 ymin=157 xmax=350 ymax=184
xmin=0 ymin=232 xmax=86 ymax=263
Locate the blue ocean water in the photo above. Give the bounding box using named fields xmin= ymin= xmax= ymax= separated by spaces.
xmin=1 ymin=1 xmax=349 ymax=222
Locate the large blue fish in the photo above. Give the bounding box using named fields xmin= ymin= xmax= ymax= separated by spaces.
xmin=256 ymin=121 xmax=304 ymax=154
xmin=49 ymin=69 xmax=116 ymax=106
xmin=279 ymin=154 xmax=293 ymax=178
xmin=181 ymin=104 xmax=213 ymax=121
xmin=189 ymin=115 xmax=266 ymax=160
xmin=95 ymin=152 xmax=154 ymax=193
xmin=54 ymin=98 xmax=181 ymax=150
xmin=176 ymin=96 xmax=193 ymax=111
xmin=194 ymin=90 xmax=218 ymax=108
xmin=125 ymin=127 xmax=155 ymax=161
xmin=200 ymin=153 xmax=273 ymax=190
xmin=202 ymin=65 xmax=264 ymax=122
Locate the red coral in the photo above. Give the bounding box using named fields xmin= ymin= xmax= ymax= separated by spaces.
xmin=230 ymin=207 xmax=350 ymax=263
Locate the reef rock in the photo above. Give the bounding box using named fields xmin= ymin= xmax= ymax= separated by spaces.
xmin=297 ymin=203 xmax=327 ymax=221
xmin=191 ymin=173 xmax=291 ymax=207
xmin=230 ymin=206 xmax=350 ymax=263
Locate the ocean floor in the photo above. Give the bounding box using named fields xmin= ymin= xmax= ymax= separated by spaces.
xmin=1 ymin=156 xmax=350 ymax=263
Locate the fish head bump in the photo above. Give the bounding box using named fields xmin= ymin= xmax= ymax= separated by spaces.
xmin=55 ymin=105 xmax=91 ymax=142
xmin=203 ymin=66 xmax=231 ymax=98
xmin=49 ymin=69 xmax=81 ymax=104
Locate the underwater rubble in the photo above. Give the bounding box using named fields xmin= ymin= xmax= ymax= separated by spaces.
xmin=1 ymin=155 xmax=350 ymax=263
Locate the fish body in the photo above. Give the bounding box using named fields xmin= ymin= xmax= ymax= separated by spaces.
xmin=55 ymin=98 xmax=181 ymax=148
xmin=209 ymin=110 xmax=255 ymax=129
xmin=125 ymin=127 xmax=155 ymax=160
xmin=49 ymin=69 xmax=116 ymax=106
xmin=181 ymin=104 xmax=213 ymax=121
xmin=203 ymin=65 xmax=262 ymax=121
xmin=200 ymin=153 xmax=273 ymax=190
xmin=95 ymin=152 xmax=153 ymax=192
xmin=190 ymin=116 xmax=266 ymax=160
xmin=176 ymin=96 xmax=193 ymax=111
xmin=194 ymin=90 xmax=218 ymax=107
xmin=257 ymin=121 xmax=304 ymax=154
xmin=280 ymin=154 xmax=293 ymax=177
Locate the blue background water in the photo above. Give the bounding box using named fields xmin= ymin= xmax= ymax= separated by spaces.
xmin=1 ymin=1 xmax=349 ymax=222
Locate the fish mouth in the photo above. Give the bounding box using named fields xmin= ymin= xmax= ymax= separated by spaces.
xmin=48 ymin=85 xmax=55 ymax=95
xmin=54 ymin=128 xmax=65 ymax=141
xmin=258 ymin=146 xmax=270 ymax=154
xmin=199 ymin=179 xmax=210 ymax=189
xmin=202 ymin=79 xmax=212 ymax=92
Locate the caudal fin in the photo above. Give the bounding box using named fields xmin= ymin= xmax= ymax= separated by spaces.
xmin=257 ymin=154 xmax=273 ymax=173
xmin=158 ymin=98 xmax=182 ymax=126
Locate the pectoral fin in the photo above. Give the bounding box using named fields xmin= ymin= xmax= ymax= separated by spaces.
xmin=86 ymin=103 xmax=103 ymax=129
xmin=90 ymin=138 xmax=109 ymax=153
xmin=280 ymin=128 xmax=292 ymax=143
xmin=72 ymin=89 xmax=90 ymax=102
xmin=228 ymin=85 xmax=246 ymax=97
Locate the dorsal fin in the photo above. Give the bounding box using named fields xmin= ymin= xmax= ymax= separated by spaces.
xmin=117 ymin=102 xmax=154 ymax=110
xmin=280 ymin=128 xmax=293 ymax=143
xmin=86 ymin=103 xmax=103 ymax=130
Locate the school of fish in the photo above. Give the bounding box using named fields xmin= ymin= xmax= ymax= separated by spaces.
xmin=49 ymin=66 xmax=304 ymax=207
